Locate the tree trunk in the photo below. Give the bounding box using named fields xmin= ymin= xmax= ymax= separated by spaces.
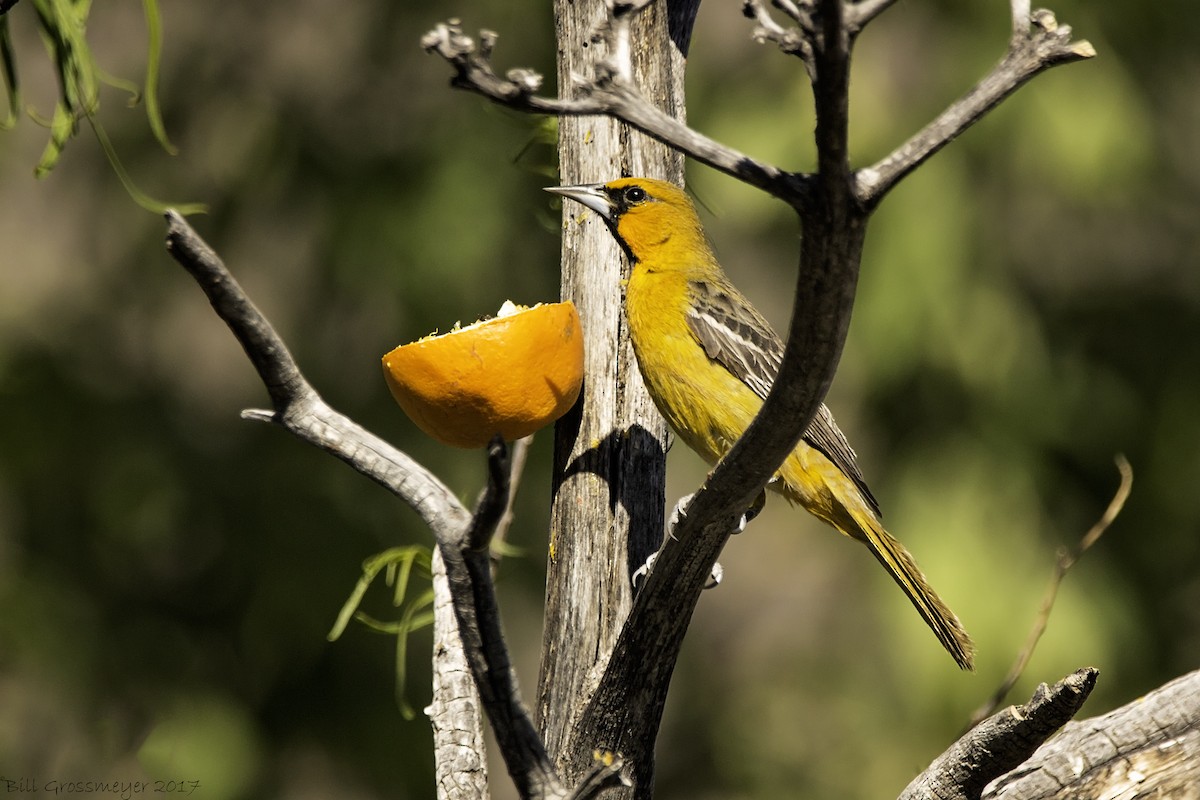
xmin=537 ymin=0 xmax=698 ymax=793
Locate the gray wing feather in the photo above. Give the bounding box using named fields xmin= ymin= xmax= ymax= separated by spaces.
xmin=685 ymin=279 xmax=882 ymax=517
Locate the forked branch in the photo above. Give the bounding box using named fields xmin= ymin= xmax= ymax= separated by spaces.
xmin=163 ymin=213 xmax=623 ymax=800
xmin=424 ymin=0 xmax=1099 ymax=790
xmin=900 ymin=668 xmax=1099 ymax=800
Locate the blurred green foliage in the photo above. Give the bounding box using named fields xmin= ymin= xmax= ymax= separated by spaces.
xmin=328 ymin=546 xmax=435 ymax=721
xmin=0 ymin=0 xmax=202 ymax=212
xmin=1 ymin=1 xmax=1197 ymax=799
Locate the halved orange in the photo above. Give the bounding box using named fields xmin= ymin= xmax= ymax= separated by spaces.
xmin=382 ymin=301 xmax=584 ymax=448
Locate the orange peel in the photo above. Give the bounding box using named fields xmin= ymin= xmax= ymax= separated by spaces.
xmin=382 ymin=301 xmax=584 ymax=448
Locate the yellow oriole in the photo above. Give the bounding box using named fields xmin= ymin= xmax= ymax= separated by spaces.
xmin=547 ymin=177 xmax=975 ymax=670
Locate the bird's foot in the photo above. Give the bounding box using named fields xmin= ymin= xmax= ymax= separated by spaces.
xmin=631 ymin=551 xmax=724 ymax=590
xmin=666 ymin=492 xmax=695 ymax=540
xmin=631 ymin=552 xmax=657 ymax=588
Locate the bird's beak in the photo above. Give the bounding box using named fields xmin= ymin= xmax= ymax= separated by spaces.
xmin=544 ymin=183 xmax=614 ymax=221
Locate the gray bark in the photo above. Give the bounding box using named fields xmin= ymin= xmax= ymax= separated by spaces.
xmin=984 ymin=669 xmax=1200 ymax=800
xmin=537 ymin=0 xmax=696 ymax=794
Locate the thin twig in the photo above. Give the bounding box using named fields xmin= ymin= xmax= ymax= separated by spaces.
xmin=741 ymin=0 xmax=811 ymax=67
xmin=967 ymin=456 xmax=1133 ymax=729
xmin=491 ymin=434 xmax=531 ymax=569
xmin=466 ymin=435 xmax=512 ymax=551
xmin=772 ymin=0 xmax=808 ymax=26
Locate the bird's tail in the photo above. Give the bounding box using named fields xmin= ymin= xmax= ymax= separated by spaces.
xmin=844 ymin=505 xmax=976 ymax=671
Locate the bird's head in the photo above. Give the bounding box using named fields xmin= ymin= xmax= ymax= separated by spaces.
xmin=546 ymin=177 xmax=710 ymax=268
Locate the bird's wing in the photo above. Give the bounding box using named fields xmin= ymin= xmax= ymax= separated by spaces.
xmin=685 ymin=279 xmax=881 ymax=517
xmin=685 ymin=279 xmax=781 ymax=399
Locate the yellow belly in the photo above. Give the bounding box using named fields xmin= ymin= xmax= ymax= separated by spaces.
xmin=625 ymin=270 xmax=760 ymax=464
xmin=624 ymin=268 xmax=858 ymax=533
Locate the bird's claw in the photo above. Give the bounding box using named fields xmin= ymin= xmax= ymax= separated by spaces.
xmin=632 ymin=552 xmax=657 ymax=589
xmin=733 ymin=489 xmax=767 ymax=534
xmin=667 ymin=492 xmax=695 ymax=539
xmin=632 ymin=550 xmax=723 ymax=590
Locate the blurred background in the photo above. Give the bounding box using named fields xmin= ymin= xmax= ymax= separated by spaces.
xmin=0 ymin=0 xmax=1196 ymax=797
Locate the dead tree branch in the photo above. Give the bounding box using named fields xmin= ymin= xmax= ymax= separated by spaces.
xmin=429 ymin=548 xmax=489 ymax=800
xmin=900 ymin=668 xmax=1099 ymax=800
xmin=163 ymin=213 xmax=604 ymax=800
xmin=420 ymin=19 xmax=807 ymax=203
xmin=424 ymin=0 xmax=1098 ymax=792
xmin=856 ymin=8 xmax=1095 ymax=208
xmin=983 ymin=669 xmax=1200 ymax=799
xmin=162 ymin=212 xmax=470 ymax=539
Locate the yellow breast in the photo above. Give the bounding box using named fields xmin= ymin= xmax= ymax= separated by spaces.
xmin=624 ymin=268 xmax=764 ymax=465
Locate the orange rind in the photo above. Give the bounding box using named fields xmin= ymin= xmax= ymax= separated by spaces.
xmin=382 ymin=301 xmax=584 ymax=448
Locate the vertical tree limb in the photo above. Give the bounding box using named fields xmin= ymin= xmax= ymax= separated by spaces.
xmin=429 ymin=548 xmax=490 ymax=800
xmin=537 ymin=1 xmax=695 ymax=791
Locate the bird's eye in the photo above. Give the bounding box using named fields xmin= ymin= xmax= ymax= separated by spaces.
xmin=624 ymin=186 xmax=647 ymax=204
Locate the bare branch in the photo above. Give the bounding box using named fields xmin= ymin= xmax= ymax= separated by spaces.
xmin=969 ymin=456 xmax=1132 ymax=728
xmin=163 ymin=211 xmax=470 ymax=538
xmin=437 ymin=439 xmax=569 ymax=800
xmin=812 ymin=0 xmax=853 ymax=185
xmin=429 ymin=548 xmax=490 ymax=800
xmin=491 ymin=435 xmax=531 ymax=567
xmin=164 ymin=213 xmax=579 ymax=800
xmin=1009 ymin=0 xmax=1032 ymax=48
xmin=422 ymin=19 xmax=809 ymax=204
xmin=466 ymin=435 xmax=512 ymax=551
xmin=773 ymin=0 xmax=810 ymax=26
xmin=857 ymin=8 xmax=1095 ymax=208
xmin=899 ymin=668 xmax=1100 ymax=800
xmin=741 ymin=0 xmax=812 ymax=67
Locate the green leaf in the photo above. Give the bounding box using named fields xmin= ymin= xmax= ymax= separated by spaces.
xmin=33 ymin=100 xmax=74 ymax=177
xmin=0 ymin=16 xmax=19 ymax=129
xmin=140 ymin=0 xmax=175 ymax=154
xmin=328 ymin=545 xmax=437 ymax=719
xmin=84 ymin=113 xmax=207 ymax=214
